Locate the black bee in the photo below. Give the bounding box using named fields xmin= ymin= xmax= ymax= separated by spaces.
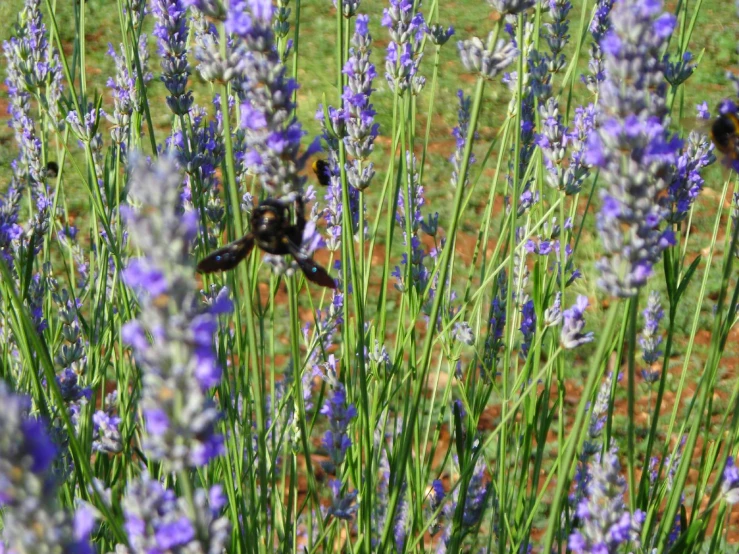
xmin=312 ymin=159 xmax=332 ymax=187
xmin=46 ymin=161 xmax=59 ymax=179
xmin=197 ymin=195 xmax=336 ymax=289
xmin=711 ymin=111 xmax=739 ymax=168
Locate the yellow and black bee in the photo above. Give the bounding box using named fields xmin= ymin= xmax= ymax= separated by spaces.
xmin=710 ymin=110 xmax=739 ymax=169
xmin=197 ymin=195 xmax=336 ymax=289
xmin=312 ymin=159 xmax=332 ymax=187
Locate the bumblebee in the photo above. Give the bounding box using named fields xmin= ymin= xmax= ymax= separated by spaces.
xmin=710 ymin=111 xmax=739 ymax=163
xmin=312 ymin=159 xmax=332 ymax=187
xmin=197 ymin=195 xmax=336 ymax=289
xmin=46 ymin=161 xmax=59 ymax=179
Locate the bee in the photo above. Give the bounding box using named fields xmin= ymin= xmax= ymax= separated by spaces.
xmin=197 ymin=195 xmax=336 ymax=289
xmin=312 ymin=159 xmax=332 ymax=187
xmin=46 ymin=161 xmax=59 ymax=179
xmin=710 ymin=111 xmax=739 ymax=169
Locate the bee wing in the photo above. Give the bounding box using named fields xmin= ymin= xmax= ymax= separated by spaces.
xmin=197 ymin=234 xmax=255 ymax=273
xmin=284 ymin=240 xmax=336 ymax=289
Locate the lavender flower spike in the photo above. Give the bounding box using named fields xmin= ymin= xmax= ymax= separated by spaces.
xmin=722 ymin=456 xmax=739 ymax=505
xmin=640 ymin=291 xmax=664 ymax=384
xmin=0 ymin=381 xmax=93 ymax=553
xmin=568 ymin=449 xmax=645 ymax=553
xmin=152 ymin=0 xmax=193 ymax=115
xmin=560 ymin=295 xmax=594 ymax=350
xmin=458 ymin=34 xmax=517 ymax=81
xmin=122 ymin=155 xmax=229 ymax=470
xmin=586 ymin=0 xmax=680 ymax=297
xmin=230 ymin=0 xmax=317 ymax=195
xmin=122 ymin=472 xmax=230 ymax=553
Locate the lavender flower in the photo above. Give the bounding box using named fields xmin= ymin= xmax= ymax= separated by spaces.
xmin=640 ymin=291 xmax=664 ymax=384
xmin=571 ymin=373 xmax=613 ymax=511
xmin=722 ymin=456 xmax=739 ymax=504
xmin=121 ymin=472 xmax=230 ymax=553
xmin=327 ymin=479 xmax=359 ymax=520
xmin=319 ymin=356 xmax=357 ymax=469
xmin=106 ymin=37 xmax=152 ymax=152
xmin=382 ymin=0 xmax=426 ymax=95
xmin=666 ymin=130 xmax=715 ymax=223
xmin=426 ymin=24 xmax=455 ymax=46
xmin=544 ymin=291 xmax=563 ymax=327
xmin=482 ymin=274 xmax=507 ymax=373
xmin=458 ymin=34 xmax=517 ymax=81
xmin=343 ymin=14 xmax=379 ymax=190
xmin=122 ymin=155 xmax=228 ymax=470
xmin=427 ymin=480 xmax=445 ymax=535
xmin=519 ymin=299 xmax=536 ymax=359
xmin=0 ymin=382 xmax=93 ymax=553
xmin=663 ymin=51 xmax=696 ymax=87
xmin=537 ymin=100 xmax=595 ymax=195
xmin=152 ymin=0 xmax=193 ymax=115
xmin=560 ymin=295 xmax=594 ymax=350
xmin=543 ymin=0 xmax=572 ymax=73
xmin=450 ymin=90 xmax=477 ymax=188
xmin=586 ymin=0 xmax=680 ymax=297
xmin=92 ymin=409 xmax=123 ymax=454
xmin=583 ymin=0 xmax=614 ymax=94
xmin=569 ymin=449 xmax=644 ymax=553
xmin=230 ymin=0 xmax=316 ymax=195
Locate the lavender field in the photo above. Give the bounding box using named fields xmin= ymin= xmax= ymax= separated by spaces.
xmin=2 ymin=0 xmax=739 ymax=552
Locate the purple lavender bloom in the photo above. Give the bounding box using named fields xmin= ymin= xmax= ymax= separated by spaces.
xmin=560 ymin=295 xmax=594 ymax=350
xmin=327 ymin=479 xmax=359 ymax=521
xmin=640 ymin=291 xmax=664 ymax=384
xmin=587 ymin=0 xmax=680 ymax=298
xmin=106 ymin=37 xmax=152 ymax=152
xmin=450 ymin=90 xmax=477 ymax=189
xmin=92 ymin=410 xmax=123 ymax=454
xmin=458 ymin=34 xmax=517 ymax=81
xmin=426 ymin=24 xmax=455 ymax=46
xmin=722 ymin=456 xmax=739 ymax=504
xmin=151 ymin=0 xmax=193 ymax=115
xmin=394 ymin=153 xmax=438 ymax=298
xmin=343 ymin=14 xmax=379 ymax=190
xmin=319 ymin=356 xmax=357 ymax=468
xmin=696 ymin=102 xmax=710 ymax=120
xmin=666 ymin=130 xmax=715 ymax=223
xmin=0 ymin=187 xmax=23 ymax=271
xmin=0 ymin=381 xmax=94 ymax=553
xmin=427 ymin=480 xmax=445 ymax=535
xmin=583 ymin=0 xmax=614 ymax=94
xmin=538 ymin=100 xmax=595 ymax=195
xmin=2 ymin=0 xmax=62 ymax=201
xmin=519 ymin=299 xmax=536 ymax=360
xmin=545 ymin=291 xmax=563 ymax=327
xmin=543 ymin=0 xmax=572 ymax=73
xmin=483 ymin=273 xmax=507 ymax=373
xmin=383 ymin=0 xmax=426 ymax=94
xmin=122 ymin=155 xmax=229 ymax=470
xmin=230 ymin=0 xmax=316 ymax=195
xmin=663 ymin=51 xmax=696 ymax=87
xmin=122 ymin=472 xmax=230 ymax=553
xmin=568 ymin=449 xmax=644 ymax=553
